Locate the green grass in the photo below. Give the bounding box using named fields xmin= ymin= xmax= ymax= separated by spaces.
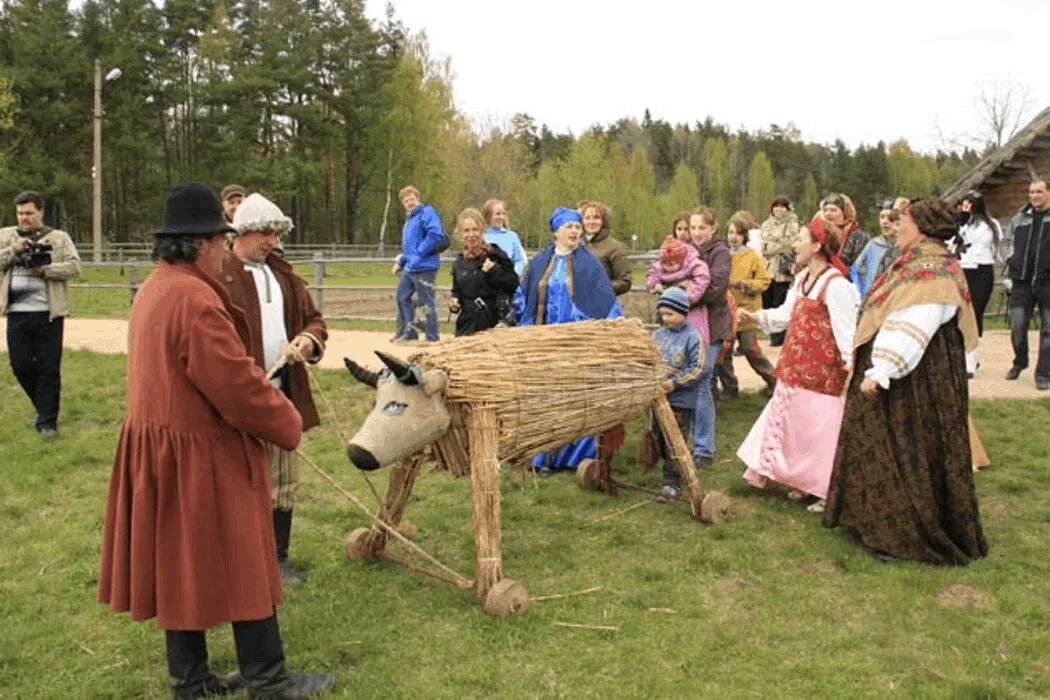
xmin=2 ymin=351 xmax=1050 ymax=698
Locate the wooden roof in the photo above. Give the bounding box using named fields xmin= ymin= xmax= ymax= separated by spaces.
xmin=942 ymin=106 xmax=1050 ymax=202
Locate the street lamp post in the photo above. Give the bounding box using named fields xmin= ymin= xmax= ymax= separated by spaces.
xmin=92 ymin=59 xmax=121 ymax=263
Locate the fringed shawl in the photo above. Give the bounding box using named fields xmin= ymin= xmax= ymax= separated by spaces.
xmin=855 ymin=239 xmax=978 ymax=351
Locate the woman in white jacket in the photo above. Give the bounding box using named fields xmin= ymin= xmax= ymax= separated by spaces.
xmin=955 ymin=190 xmax=1001 ymax=376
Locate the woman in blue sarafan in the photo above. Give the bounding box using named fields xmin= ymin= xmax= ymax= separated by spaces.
xmin=515 ymin=206 xmax=623 ymax=475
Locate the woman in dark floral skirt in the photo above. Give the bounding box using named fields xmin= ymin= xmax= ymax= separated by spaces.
xmin=823 ymin=198 xmax=988 ymax=565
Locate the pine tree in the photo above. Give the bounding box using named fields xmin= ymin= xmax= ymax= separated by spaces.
xmin=665 ymin=164 xmax=699 ymax=211
xmin=887 ymin=140 xmax=937 ymax=200
xmin=746 ymin=151 xmax=775 ymax=219
xmin=618 ymin=144 xmax=657 ymax=248
xmin=562 ymin=133 xmax=615 ymax=206
xmin=701 ymin=136 xmax=733 ymax=217
xmin=799 ymin=173 xmax=819 ymax=221
xmin=533 ymin=159 xmax=565 ymax=246
xmin=0 ymin=0 xmax=92 ymax=230
xmin=0 ymin=72 xmax=16 ymax=175
xmin=643 ymin=114 xmax=674 ymax=185
xmin=84 ymin=0 xmax=170 ymax=241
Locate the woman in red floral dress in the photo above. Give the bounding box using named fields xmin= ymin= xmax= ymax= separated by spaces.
xmin=736 ymin=217 xmax=860 ymax=512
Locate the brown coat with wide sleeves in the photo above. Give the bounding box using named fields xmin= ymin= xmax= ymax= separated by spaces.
xmin=98 ymin=260 xmax=303 ymax=630
xmin=220 ymin=252 xmax=327 ymax=430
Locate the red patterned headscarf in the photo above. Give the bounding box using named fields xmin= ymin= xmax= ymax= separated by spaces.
xmin=808 ymin=216 xmax=848 ymax=276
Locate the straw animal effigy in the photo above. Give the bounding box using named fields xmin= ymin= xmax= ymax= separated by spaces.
xmin=343 ymin=318 xmax=729 ymax=615
xmin=411 ymin=319 xmax=665 ymax=475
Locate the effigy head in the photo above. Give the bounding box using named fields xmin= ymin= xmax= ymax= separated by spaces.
xmin=344 ymin=352 xmax=450 ymax=470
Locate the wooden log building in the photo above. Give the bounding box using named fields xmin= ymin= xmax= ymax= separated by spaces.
xmin=942 ymin=106 xmax=1050 ymax=223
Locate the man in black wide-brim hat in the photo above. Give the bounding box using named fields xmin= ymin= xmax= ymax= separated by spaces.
xmin=97 ymin=183 xmax=335 ymax=699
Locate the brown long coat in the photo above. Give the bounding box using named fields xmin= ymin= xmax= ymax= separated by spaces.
xmin=98 ymin=260 xmax=302 ymax=630
xmin=584 ymin=228 xmax=632 ymax=295
xmin=221 ymin=252 xmax=327 ymax=430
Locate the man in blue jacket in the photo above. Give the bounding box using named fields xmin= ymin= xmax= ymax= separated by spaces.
xmin=392 ymin=185 xmax=446 ymax=343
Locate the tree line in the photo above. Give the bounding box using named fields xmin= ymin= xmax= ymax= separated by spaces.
xmin=0 ymin=0 xmax=984 ymax=250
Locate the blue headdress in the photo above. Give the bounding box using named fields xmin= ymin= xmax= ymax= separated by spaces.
xmin=548 ymin=207 xmax=582 ymax=232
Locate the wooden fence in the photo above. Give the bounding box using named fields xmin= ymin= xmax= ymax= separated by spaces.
xmin=73 ymin=251 xmax=1013 ymax=323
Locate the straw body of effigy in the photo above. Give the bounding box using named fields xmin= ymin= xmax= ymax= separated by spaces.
xmin=413 ymin=319 xmax=665 ymax=474
xmin=342 ymin=318 xmax=728 ymax=614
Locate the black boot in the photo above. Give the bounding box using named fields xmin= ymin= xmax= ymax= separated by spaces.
xmin=233 ymin=614 xmax=335 ymax=699
xmin=272 ymin=509 xmax=302 ymax=586
xmin=165 ymin=630 xmax=243 ymax=699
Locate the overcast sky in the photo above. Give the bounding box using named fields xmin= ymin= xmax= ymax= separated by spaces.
xmin=364 ymin=0 xmax=1049 ymax=154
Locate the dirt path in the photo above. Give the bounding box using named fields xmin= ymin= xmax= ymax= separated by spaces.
xmin=0 ymin=318 xmax=1046 ymax=400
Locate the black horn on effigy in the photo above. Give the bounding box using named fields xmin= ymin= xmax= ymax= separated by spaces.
xmin=376 ymin=350 xmax=418 ymax=385
xmin=344 ymin=357 xmax=379 ymax=389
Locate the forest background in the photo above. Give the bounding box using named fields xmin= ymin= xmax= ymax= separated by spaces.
xmin=0 ymin=0 xmax=993 ymax=250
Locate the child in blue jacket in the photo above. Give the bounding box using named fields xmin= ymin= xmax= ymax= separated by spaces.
xmin=651 ymin=287 xmax=705 ymax=500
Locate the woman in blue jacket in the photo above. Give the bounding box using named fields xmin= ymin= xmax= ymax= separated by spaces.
xmin=481 ymin=198 xmax=528 ymax=277
xmin=515 ymin=206 xmax=621 ymax=475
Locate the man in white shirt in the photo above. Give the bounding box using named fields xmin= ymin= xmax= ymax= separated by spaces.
xmin=224 ymin=193 xmax=328 ymax=585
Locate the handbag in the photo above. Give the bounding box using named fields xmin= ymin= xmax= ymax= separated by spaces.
xmin=494 ymin=294 xmax=517 ymax=327
xmin=778 ymin=251 xmax=796 ymax=277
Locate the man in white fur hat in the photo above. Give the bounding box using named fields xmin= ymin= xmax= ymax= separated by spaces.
xmin=224 ymin=193 xmax=328 ymax=586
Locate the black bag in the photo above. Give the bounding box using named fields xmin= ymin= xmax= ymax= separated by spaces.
xmin=778 ymin=251 xmax=796 ymax=277
xmin=494 ymin=294 xmax=516 ymax=327
xmin=432 ymin=230 xmax=451 ymax=254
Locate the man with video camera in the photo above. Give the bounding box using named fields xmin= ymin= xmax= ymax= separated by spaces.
xmin=0 ymin=190 xmax=82 ymax=438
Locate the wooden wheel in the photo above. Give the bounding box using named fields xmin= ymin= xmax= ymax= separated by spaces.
xmin=345 ymin=527 xmax=379 ymax=560
xmin=575 ymin=458 xmax=600 ymax=488
xmin=483 ymin=579 xmax=531 ymax=616
xmin=699 ymin=491 xmax=731 ymax=524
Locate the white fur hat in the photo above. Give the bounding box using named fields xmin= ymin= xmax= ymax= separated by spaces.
xmin=232 ymin=193 xmax=293 ymax=236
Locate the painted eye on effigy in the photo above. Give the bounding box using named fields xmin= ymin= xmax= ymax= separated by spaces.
xmin=382 ymin=401 xmax=407 ymax=416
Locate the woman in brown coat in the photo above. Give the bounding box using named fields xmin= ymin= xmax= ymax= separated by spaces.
xmin=579 ymin=200 xmax=632 ymax=295
xmin=97 ymin=183 xmax=334 ymax=699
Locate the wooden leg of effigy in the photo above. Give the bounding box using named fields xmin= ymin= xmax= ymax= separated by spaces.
xmin=651 ymin=396 xmax=730 ymax=523
xmin=651 ymin=396 xmax=703 ymax=519
xmin=469 ymin=406 xmax=530 ymax=615
xmin=596 ymin=425 xmax=623 ymax=495
xmin=468 ymin=406 xmax=502 ymax=598
xmin=575 ymin=425 xmax=624 ymax=495
xmin=346 ymin=453 xmax=424 ymax=560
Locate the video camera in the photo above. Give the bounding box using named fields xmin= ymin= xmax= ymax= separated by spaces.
xmin=15 ymin=237 xmax=53 ymax=269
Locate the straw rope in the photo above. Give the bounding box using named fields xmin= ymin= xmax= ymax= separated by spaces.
xmin=529 ymin=586 xmax=603 ymax=603
xmin=301 ymin=361 xmax=386 ymax=507
xmin=265 ymin=353 xmax=386 ymax=510
xmin=296 ymin=449 xmax=472 ymax=589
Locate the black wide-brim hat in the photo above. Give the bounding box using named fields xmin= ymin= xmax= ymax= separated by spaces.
xmin=155 ymin=182 xmax=237 ymax=236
